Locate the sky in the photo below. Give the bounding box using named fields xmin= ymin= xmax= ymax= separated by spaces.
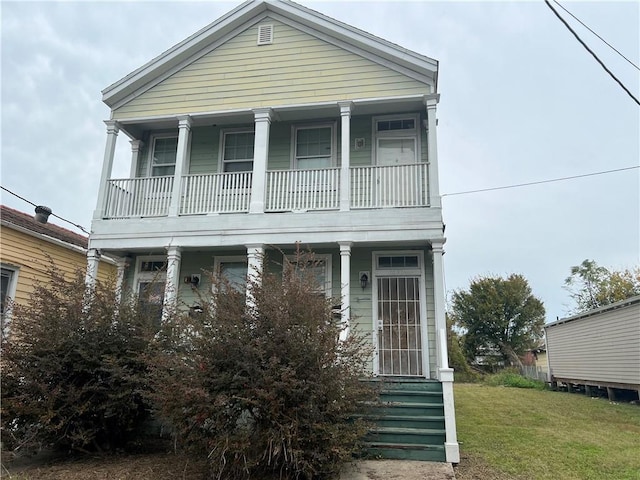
xmin=1 ymin=0 xmax=638 ymax=322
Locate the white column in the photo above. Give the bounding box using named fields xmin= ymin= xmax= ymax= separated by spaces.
xmin=85 ymin=248 xmax=101 ymax=290
xmin=162 ymin=246 xmax=182 ymax=321
xmin=246 ymin=244 xmax=265 ymax=308
xmin=339 ymin=242 xmax=352 ymax=341
xmin=169 ymin=116 xmax=192 ymax=217
xmin=432 ymin=238 xmax=459 ymax=463
xmin=115 ymin=257 xmax=128 ymax=304
xmin=338 ymin=102 xmax=352 ymax=212
xmin=129 ymin=140 xmax=144 ymax=178
xmin=249 ymin=108 xmax=273 ymax=214
xmin=424 ymin=96 xmax=441 ymax=208
xmin=93 ymin=120 xmax=120 ymax=220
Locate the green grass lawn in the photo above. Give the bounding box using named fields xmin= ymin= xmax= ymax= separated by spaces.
xmin=454 ymin=383 xmax=640 ymax=480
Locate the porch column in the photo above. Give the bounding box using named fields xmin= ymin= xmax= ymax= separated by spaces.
xmin=338 ymin=102 xmax=353 ymax=212
xmin=246 ymin=244 xmax=265 ymax=308
xmin=432 ymin=238 xmax=460 ymax=463
xmin=424 ymin=95 xmax=441 ymax=208
xmin=339 ymin=242 xmax=352 ymax=341
xmin=250 ymin=108 xmax=273 ymax=214
xmin=115 ymin=257 xmax=128 ymax=304
xmin=162 ymin=246 xmax=182 ymax=321
xmin=85 ymin=248 xmax=101 ymax=290
xmin=129 ymin=140 xmax=144 ymax=178
xmin=168 ymin=116 xmax=192 ymax=217
xmin=93 ymin=120 xmax=120 ymax=220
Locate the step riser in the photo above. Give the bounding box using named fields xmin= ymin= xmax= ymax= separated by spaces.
xmin=375 ymin=382 xmax=443 ymax=393
xmin=366 ymin=447 xmax=446 ymax=462
xmin=380 ymin=393 xmax=442 ymax=403
xmin=366 ymin=432 xmax=446 ymax=445
xmin=376 ymin=406 xmax=444 ymax=417
xmin=374 ymin=418 xmax=444 ymax=430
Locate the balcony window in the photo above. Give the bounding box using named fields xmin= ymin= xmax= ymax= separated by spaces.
xmin=293 ymin=124 xmax=335 ymax=169
xmin=150 ymin=136 xmax=178 ymax=176
xmin=222 ymin=130 xmax=255 ymax=172
xmin=374 ymin=114 xmax=420 ymax=166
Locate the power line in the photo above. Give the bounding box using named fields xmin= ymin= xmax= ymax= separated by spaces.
xmin=441 ymin=165 xmax=639 ymax=198
xmin=544 ymin=0 xmax=640 ymax=106
xmin=553 ymin=1 xmax=639 ymax=71
xmin=0 ymin=185 xmax=90 ymax=234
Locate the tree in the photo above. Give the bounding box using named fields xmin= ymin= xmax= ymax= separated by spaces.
xmin=564 ymin=259 xmax=640 ymax=313
xmin=450 ymin=274 xmax=545 ymax=370
xmin=147 ymin=251 xmax=377 ymax=480
xmin=1 ymin=266 xmax=156 ymax=454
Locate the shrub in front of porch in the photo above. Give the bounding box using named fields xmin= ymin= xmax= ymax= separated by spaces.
xmin=1 ymin=267 xmax=156 ymax=455
xmin=148 ymin=252 xmax=376 ymax=480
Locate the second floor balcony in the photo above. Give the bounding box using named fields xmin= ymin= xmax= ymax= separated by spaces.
xmin=103 ymin=163 xmax=430 ymax=219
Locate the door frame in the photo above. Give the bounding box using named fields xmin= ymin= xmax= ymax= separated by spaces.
xmin=371 ymin=250 xmax=430 ymax=377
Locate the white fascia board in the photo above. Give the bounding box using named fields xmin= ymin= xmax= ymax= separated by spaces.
xmin=103 ymin=0 xmax=438 ymax=108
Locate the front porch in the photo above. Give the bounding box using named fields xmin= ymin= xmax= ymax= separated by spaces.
xmin=103 ymin=163 xmax=429 ymax=218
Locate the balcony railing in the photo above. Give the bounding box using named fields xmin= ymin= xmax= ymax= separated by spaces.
xmin=181 ymin=172 xmax=252 ymax=215
xmin=351 ymin=163 xmax=429 ymax=209
xmin=266 ymin=168 xmax=340 ymax=212
xmin=105 ymin=176 xmax=174 ymax=218
xmin=102 ymin=164 xmax=429 ymax=219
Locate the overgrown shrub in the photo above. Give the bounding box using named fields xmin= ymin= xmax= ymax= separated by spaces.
xmin=148 ymin=252 xmax=377 ymax=480
xmin=1 ymin=266 xmax=156 ymax=454
xmin=484 ymin=370 xmax=547 ymax=389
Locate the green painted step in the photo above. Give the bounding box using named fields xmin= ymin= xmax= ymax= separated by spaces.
xmin=365 ymin=379 xmax=443 ymax=393
xmin=379 ymin=390 xmax=443 ymax=403
xmin=366 ymin=427 xmax=446 ymax=445
xmin=371 ymin=414 xmax=445 ymax=430
xmin=376 ymin=401 xmax=445 ymax=417
xmin=365 ymin=442 xmax=446 ymax=462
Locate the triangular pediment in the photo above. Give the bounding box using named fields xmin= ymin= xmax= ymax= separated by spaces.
xmin=105 ymin=0 xmax=438 ymax=119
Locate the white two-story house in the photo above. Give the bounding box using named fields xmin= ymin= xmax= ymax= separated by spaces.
xmin=86 ymin=0 xmax=458 ymax=463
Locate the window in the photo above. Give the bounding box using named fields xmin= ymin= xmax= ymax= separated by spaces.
xmin=374 ymin=115 xmax=420 ymax=166
xmin=377 ymin=255 xmax=419 ymax=269
xmin=293 ymin=125 xmax=335 ymax=169
xmin=1 ymin=265 xmax=18 ymax=329
xmin=221 ymin=130 xmax=255 ymax=172
xmin=213 ymin=256 xmax=248 ymax=292
xmin=150 ymin=136 xmax=178 ymax=176
xmin=286 ymin=254 xmax=332 ymax=297
xmin=135 ymin=256 xmax=167 ymax=325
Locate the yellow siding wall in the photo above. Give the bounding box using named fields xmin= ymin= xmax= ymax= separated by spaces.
xmin=0 ymin=227 xmax=116 ymax=308
xmin=113 ymin=18 xmax=429 ymax=119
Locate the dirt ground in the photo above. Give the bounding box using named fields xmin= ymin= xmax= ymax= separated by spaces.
xmin=1 ymin=450 xmax=516 ymax=480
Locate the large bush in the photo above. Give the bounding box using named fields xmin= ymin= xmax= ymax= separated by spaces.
xmin=148 ymin=252 xmax=376 ymax=480
xmin=1 ymin=266 xmax=156 ymax=454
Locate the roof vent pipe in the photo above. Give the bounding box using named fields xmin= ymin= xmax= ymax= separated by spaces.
xmin=34 ymin=205 xmax=52 ymax=224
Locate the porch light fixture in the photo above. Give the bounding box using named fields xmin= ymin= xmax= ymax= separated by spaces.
xmin=359 ymin=272 xmax=369 ymax=290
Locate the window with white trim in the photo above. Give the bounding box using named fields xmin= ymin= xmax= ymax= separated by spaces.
xmin=374 ymin=115 xmax=420 ymax=166
xmin=286 ymin=254 xmax=332 ymax=297
xmin=293 ymin=124 xmax=335 ymax=169
xmin=135 ymin=256 xmax=166 ymax=324
xmin=221 ymin=130 xmax=255 ymax=172
xmin=1 ymin=265 xmax=18 ymax=329
xmin=149 ymin=135 xmax=178 ymax=176
xmin=213 ymin=256 xmax=248 ymax=292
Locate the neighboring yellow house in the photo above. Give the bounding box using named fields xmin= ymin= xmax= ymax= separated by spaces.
xmin=0 ymin=205 xmax=116 ymax=330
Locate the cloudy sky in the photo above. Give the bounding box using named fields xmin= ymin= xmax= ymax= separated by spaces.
xmin=2 ymin=1 xmax=638 ymax=321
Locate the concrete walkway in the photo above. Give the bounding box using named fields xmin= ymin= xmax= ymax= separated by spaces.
xmin=341 ymin=460 xmax=456 ymax=480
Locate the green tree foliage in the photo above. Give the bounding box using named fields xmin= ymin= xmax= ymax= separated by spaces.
xmin=450 ymin=274 xmax=545 ymax=370
xmin=148 ymin=252 xmax=377 ymax=480
xmin=1 ymin=267 xmax=156 ymax=454
xmin=446 ymin=314 xmax=476 ymax=382
xmin=564 ymin=259 xmax=640 ymax=313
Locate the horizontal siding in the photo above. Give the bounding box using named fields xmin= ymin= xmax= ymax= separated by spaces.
xmin=546 ymin=303 xmax=640 ymax=385
xmin=1 ymin=227 xmax=115 ymax=308
xmin=113 ymin=18 xmax=428 ymax=120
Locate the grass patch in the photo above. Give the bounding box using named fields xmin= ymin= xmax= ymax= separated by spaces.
xmin=454 ymin=383 xmax=640 ymax=480
xmin=484 ymin=371 xmax=547 ymax=389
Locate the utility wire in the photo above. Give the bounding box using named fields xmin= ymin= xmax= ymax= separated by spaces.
xmin=544 ymin=0 xmax=640 ymax=106
xmin=0 ymin=185 xmax=90 ymax=234
xmin=553 ymin=1 xmax=640 ymax=71
xmin=441 ymin=165 xmax=639 ymax=198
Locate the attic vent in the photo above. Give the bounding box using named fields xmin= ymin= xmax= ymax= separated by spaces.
xmin=257 ymin=24 xmax=273 ymax=45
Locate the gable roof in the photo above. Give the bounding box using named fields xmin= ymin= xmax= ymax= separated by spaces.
xmin=1 ymin=205 xmax=88 ymax=249
xmin=102 ymin=0 xmax=438 ymax=109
